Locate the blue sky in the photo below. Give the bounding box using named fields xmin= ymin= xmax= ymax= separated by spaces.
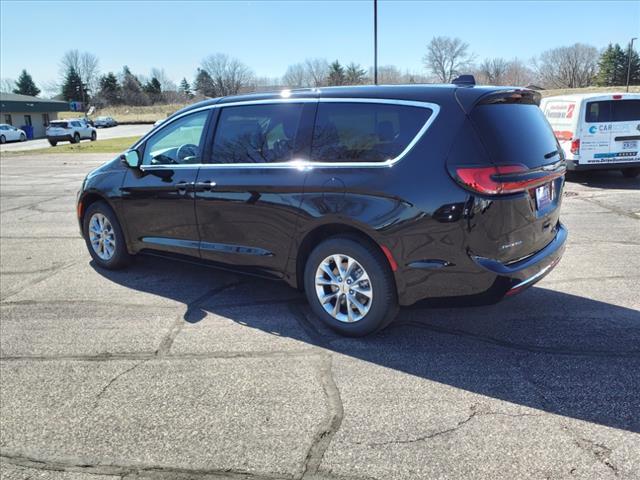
xmin=1 ymin=0 xmax=639 ymax=91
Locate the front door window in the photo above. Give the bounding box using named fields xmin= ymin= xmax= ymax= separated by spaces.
xmin=143 ymin=111 xmax=209 ymax=166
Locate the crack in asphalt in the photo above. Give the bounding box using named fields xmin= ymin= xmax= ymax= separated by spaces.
xmin=353 ymin=405 xmax=541 ymax=447
xmin=391 ymin=320 xmax=640 ymax=358
xmin=155 ymin=280 xmax=244 ymax=356
xmin=301 ymin=355 xmax=344 ymax=480
xmin=576 ymin=196 xmax=639 ymax=221
xmin=92 ymin=361 xmax=145 ymax=410
xmin=0 ymin=260 xmax=79 ymax=301
xmin=573 ymin=436 xmax=619 ymax=476
xmin=0 ymin=350 xmax=319 ymax=362
xmin=0 ymin=452 xmax=290 ymax=480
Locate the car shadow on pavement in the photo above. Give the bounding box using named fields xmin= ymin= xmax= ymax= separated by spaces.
xmin=92 ymin=256 xmax=640 ymax=434
xmin=565 ymin=170 xmax=640 ymax=190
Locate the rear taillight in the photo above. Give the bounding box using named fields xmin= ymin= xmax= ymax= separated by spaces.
xmin=455 ymin=165 xmax=564 ymax=195
xmin=570 ymin=138 xmax=580 ymax=155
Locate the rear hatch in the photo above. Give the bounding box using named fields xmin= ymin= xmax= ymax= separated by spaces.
xmin=48 ymin=122 xmax=69 ymax=134
xmin=450 ymin=89 xmax=565 ymax=264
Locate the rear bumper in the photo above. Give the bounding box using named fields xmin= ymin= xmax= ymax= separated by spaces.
xmin=47 ymin=135 xmax=72 ymax=141
xmin=567 ymin=160 xmax=640 ymax=171
xmin=471 ymin=222 xmax=567 ymax=296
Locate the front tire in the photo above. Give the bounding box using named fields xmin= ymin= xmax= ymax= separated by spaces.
xmin=0 ymin=135 xmax=5 ymax=144
xmin=48 ymin=140 xmax=57 ymax=147
xmin=20 ymin=133 xmax=26 ymax=142
xmin=304 ymin=235 xmax=398 ymax=337
xmin=90 ymin=131 xmax=97 ymax=141
xmin=622 ymin=168 xmax=640 ymax=179
xmin=83 ymin=201 xmax=132 ymax=270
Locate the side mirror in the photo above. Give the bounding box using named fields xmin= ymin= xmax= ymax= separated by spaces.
xmin=121 ymin=150 xmax=141 ymax=168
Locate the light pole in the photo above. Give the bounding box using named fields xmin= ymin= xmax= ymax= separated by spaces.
xmin=373 ymin=0 xmax=378 ymax=85
xmin=626 ymin=37 xmax=637 ymax=93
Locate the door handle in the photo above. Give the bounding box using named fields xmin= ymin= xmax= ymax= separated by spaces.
xmin=195 ymin=180 xmax=216 ymax=192
xmin=176 ymin=181 xmax=190 ymax=195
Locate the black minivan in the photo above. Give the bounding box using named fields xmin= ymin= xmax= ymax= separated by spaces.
xmin=77 ymin=83 xmax=567 ymax=336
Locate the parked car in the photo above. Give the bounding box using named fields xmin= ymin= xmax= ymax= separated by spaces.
xmin=77 ymin=82 xmax=567 ymax=336
xmin=540 ymin=93 xmax=640 ymax=178
xmin=0 ymin=123 xmax=27 ymax=143
xmin=47 ymin=119 xmax=97 ymax=146
xmin=94 ymin=116 xmax=118 ymax=128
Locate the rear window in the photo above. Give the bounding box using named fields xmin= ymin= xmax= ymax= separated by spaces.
xmin=471 ymin=104 xmax=559 ymax=168
xmin=50 ymin=122 xmax=68 ymax=128
xmin=586 ymin=100 xmax=640 ymax=123
xmin=311 ymin=102 xmax=431 ymax=163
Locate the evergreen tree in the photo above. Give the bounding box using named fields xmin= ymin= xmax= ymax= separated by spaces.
xmin=596 ymin=44 xmax=626 ymax=86
xmin=13 ymin=69 xmax=41 ymax=96
xmin=179 ymin=78 xmax=193 ymax=99
xmin=327 ymin=60 xmax=346 ymax=86
xmin=194 ymin=68 xmax=216 ymax=97
xmin=61 ymin=66 xmax=86 ymax=102
xmin=345 ymin=62 xmax=367 ymax=85
xmin=98 ymin=72 xmax=121 ymax=105
xmin=144 ymin=77 xmax=162 ymax=103
xmin=622 ymin=44 xmax=640 ymax=86
xmin=121 ymin=66 xmax=148 ymax=105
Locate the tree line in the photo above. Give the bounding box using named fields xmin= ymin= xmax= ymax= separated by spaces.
xmin=3 ymin=39 xmax=639 ymax=106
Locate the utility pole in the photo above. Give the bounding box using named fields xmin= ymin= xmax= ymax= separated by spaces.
xmin=374 ymin=0 xmax=378 ymax=85
xmin=626 ymin=37 xmax=637 ymax=93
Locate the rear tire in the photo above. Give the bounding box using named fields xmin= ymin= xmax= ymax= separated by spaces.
xmin=90 ymin=131 xmax=97 ymax=141
xmin=0 ymin=135 xmax=5 ymax=144
xmin=622 ymin=168 xmax=640 ymax=179
xmin=73 ymin=133 xmax=80 ymax=144
xmin=83 ymin=201 xmax=132 ymax=270
xmin=48 ymin=140 xmax=57 ymax=147
xmin=304 ymin=235 xmax=398 ymax=337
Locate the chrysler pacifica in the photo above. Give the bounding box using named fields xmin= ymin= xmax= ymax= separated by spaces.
xmin=77 ymin=82 xmax=567 ymax=336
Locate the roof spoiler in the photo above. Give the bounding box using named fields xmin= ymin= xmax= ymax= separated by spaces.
xmin=452 ymin=75 xmax=476 ymax=86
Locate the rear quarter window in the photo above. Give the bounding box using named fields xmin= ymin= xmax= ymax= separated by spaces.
xmin=311 ymin=102 xmax=432 ymax=163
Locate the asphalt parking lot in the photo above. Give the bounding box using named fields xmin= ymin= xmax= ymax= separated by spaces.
xmin=0 ymin=124 xmax=153 ymax=152
xmin=0 ymin=153 xmax=639 ymax=480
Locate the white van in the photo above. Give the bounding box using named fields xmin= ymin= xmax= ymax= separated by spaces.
xmin=540 ymin=93 xmax=640 ymax=178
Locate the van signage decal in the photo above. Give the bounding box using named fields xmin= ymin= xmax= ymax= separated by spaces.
xmin=585 ymin=124 xmax=631 ymax=135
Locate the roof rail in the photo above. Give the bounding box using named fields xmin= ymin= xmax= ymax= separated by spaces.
xmin=452 ymin=75 xmax=476 ymax=86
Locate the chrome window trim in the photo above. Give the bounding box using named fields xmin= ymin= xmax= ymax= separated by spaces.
xmin=136 ymin=97 xmax=440 ymax=171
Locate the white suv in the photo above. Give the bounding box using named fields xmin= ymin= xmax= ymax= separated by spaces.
xmin=46 ymin=119 xmax=97 ymax=146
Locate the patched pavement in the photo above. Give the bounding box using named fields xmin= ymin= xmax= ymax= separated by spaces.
xmin=1 ymin=153 xmax=639 ymax=480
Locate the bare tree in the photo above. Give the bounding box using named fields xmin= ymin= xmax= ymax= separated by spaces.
xmin=535 ymin=43 xmax=599 ymax=88
xmin=0 ymin=78 xmax=15 ymax=93
xmin=282 ymin=63 xmax=309 ymax=87
xmin=371 ymin=65 xmax=403 ymax=84
xmin=423 ymin=36 xmax=473 ymax=83
xmin=304 ymin=58 xmax=329 ymax=87
xmin=503 ymin=58 xmax=535 ymax=86
xmin=59 ymin=50 xmax=100 ymax=93
xmin=477 ymin=57 xmax=509 ymax=85
xmin=281 ymin=59 xmax=328 ymax=88
xmin=200 ymin=53 xmax=254 ymax=96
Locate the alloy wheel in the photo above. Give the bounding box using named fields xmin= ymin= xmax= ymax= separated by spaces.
xmin=88 ymin=213 xmax=116 ymax=260
xmin=314 ymin=254 xmax=373 ymax=323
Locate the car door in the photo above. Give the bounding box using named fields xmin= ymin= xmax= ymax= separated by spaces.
xmin=194 ymin=100 xmax=315 ymax=278
xmin=609 ymin=98 xmax=640 ymax=164
xmin=120 ymin=109 xmax=211 ymax=257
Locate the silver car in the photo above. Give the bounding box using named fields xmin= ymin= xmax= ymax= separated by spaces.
xmin=94 ymin=116 xmax=118 ymax=128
